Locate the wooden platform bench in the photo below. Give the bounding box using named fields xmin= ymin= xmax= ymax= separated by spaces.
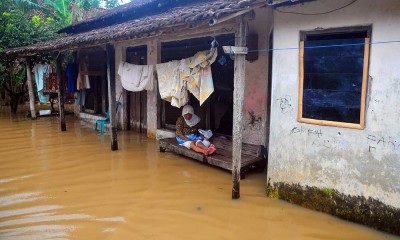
xmin=159 ymin=137 xmax=266 ymax=178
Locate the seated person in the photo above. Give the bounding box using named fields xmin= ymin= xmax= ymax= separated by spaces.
xmin=176 ymin=105 xmax=216 ymax=155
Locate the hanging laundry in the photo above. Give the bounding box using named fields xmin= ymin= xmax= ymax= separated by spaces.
xmin=77 ymin=89 xmax=86 ymax=107
xmin=33 ymin=64 xmax=50 ymax=103
xmin=77 ymin=58 xmax=91 ymax=90
xmin=117 ymin=62 xmax=154 ymax=92
xmin=156 ymin=60 xmax=189 ymax=108
xmin=185 ymin=47 xmax=218 ymax=106
xmin=43 ymin=65 xmax=58 ymax=93
xmin=156 ymin=48 xmax=218 ymax=108
xmin=66 ymin=61 xmax=78 ymax=93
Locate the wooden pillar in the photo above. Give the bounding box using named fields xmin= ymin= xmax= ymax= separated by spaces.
xmin=146 ymin=39 xmax=161 ymax=139
xmin=25 ymin=57 xmax=36 ymax=119
xmin=56 ymin=53 xmax=66 ymax=131
xmin=101 ymin=75 xmax=106 ymax=114
xmin=232 ymin=16 xmax=248 ymax=199
xmin=106 ymin=44 xmax=118 ymax=151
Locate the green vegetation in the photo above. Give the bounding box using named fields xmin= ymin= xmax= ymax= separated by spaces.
xmin=0 ymin=0 xmax=127 ymax=113
xmin=0 ymin=0 xmax=61 ymax=112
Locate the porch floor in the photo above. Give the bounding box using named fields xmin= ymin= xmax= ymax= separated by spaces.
xmin=159 ymin=137 xmax=266 ymax=177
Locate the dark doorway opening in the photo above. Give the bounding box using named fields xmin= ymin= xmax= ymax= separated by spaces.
xmin=79 ymin=47 xmax=108 ymax=115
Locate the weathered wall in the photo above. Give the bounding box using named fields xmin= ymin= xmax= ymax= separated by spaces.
xmin=268 ymin=0 xmax=400 ymax=208
xmin=242 ymin=7 xmax=273 ymax=146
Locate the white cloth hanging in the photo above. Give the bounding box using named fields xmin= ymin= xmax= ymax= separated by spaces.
xmin=156 ymin=60 xmax=189 ymax=108
xmin=185 ymin=47 xmax=218 ymax=106
xmin=77 ymin=60 xmax=90 ymax=90
xmin=117 ymin=61 xmax=154 ymax=92
xmin=156 ymin=48 xmax=218 ymax=108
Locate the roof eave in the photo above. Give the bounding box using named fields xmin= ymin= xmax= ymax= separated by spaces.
xmin=267 ymin=0 xmax=317 ymax=8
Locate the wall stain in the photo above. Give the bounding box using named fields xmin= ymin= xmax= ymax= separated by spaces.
xmin=247 ymin=110 xmax=262 ymax=130
xmin=266 ymin=180 xmax=400 ymax=236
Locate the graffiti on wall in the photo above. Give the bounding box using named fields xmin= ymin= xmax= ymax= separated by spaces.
xmin=276 ymin=95 xmax=294 ymax=114
xmin=367 ymin=134 xmax=400 ymax=153
xmin=290 ymin=126 xmax=323 ymax=138
xmin=289 ymin=126 xmax=352 ymax=150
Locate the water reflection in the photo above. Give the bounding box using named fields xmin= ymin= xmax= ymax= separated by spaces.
xmin=0 ymin=108 xmax=398 ymax=240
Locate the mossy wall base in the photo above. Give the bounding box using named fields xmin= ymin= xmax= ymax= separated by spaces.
xmin=266 ymin=181 xmax=400 ymax=236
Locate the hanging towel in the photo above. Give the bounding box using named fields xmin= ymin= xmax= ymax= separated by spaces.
xmin=186 ymin=48 xmax=218 ymax=106
xmin=156 ymin=48 xmax=218 ymax=108
xmin=33 ymin=64 xmax=47 ymax=92
xmin=156 ymin=60 xmax=189 ymax=108
xmin=117 ymin=62 xmax=154 ymax=92
xmin=77 ymin=60 xmax=91 ymax=90
xmin=33 ymin=64 xmax=50 ymax=103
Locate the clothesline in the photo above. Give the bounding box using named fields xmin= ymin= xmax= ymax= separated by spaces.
xmin=229 ymin=40 xmax=400 ymax=54
xmin=119 ymin=47 xmax=218 ymax=108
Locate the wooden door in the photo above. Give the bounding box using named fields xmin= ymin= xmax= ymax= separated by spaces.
xmin=128 ymin=91 xmax=147 ymax=133
xmin=126 ymin=46 xmax=148 ymax=133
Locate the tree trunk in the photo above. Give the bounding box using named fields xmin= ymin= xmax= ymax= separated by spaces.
xmin=10 ymin=96 xmax=18 ymax=113
xmin=3 ymin=84 xmax=18 ymax=114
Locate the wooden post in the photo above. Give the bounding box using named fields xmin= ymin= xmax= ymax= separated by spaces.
xmin=101 ymin=75 xmax=106 ymax=114
xmin=232 ymin=15 xmax=248 ymax=199
xmin=56 ymin=53 xmax=66 ymax=131
xmin=25 ymin=57 xmax=36 ymax=119
xmin=106 ymin=44 xmax=118 ymax=151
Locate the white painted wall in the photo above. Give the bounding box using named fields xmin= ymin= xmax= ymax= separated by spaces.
xmin=268 ymin=0 xmax=400 ymax=208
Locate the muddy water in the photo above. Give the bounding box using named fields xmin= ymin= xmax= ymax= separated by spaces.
xmin=0 ymin=109 xmax=398 ymax=240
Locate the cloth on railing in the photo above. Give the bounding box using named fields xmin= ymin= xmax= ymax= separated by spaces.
xmin=117 ymin=62 xmax=154 ymax=92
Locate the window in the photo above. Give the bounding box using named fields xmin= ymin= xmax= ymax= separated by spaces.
xmin=298 ymin=27 xmax=370 ymax=129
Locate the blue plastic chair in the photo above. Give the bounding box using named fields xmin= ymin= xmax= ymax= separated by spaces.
xmin=95 ymin=101 xmax=121 ymax=134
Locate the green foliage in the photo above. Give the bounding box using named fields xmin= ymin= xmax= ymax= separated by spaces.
xmin=0 ymin=0 xmax=62 ymax=111
xmin=0 ymin=0 xmax=129 ymax=111
xmin=0 ymin=13 xmax=60 ymax=51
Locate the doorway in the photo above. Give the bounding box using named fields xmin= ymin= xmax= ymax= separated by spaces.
xmin=126 ymin=45 xmax=148 ymax=133
xmin=160 ymin=34 xmax=235 ymax=136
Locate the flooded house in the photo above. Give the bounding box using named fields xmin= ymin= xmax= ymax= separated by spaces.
xmin=2 ymin=0 xmax=399 ymax=235
xmin=267 ymin=0 xmax=400 ymax=235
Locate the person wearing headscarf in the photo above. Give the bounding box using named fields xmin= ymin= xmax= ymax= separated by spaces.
xmin=176 ymin=105 xmax=216 ymax=155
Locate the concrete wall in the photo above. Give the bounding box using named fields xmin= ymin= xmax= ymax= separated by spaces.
xmin=268 ymin=0 xmax=400 ymax=208
xmin=242 ymin=7 xmax=273 ymax=146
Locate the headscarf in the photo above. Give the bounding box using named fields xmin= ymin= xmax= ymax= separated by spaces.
xmin=182 ymin=105 xmax=200 ymax=127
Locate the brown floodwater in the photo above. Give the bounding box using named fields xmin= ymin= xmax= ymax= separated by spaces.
xmin=0 ymin=106 xmax=398 ymax=240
